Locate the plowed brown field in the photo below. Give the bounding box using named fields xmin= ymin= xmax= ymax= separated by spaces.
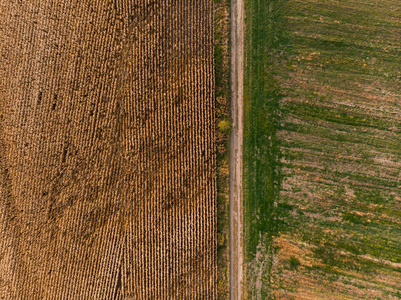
xmin=0 ymin=0 xmax=216 ymax=298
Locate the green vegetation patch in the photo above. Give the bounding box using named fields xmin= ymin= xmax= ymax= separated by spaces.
xmin=243 ymin=0 xmax=289 ymax=298
xmin=243 ymin=0 xmax=401 ymax=298
xmin=214 ymin=0 xmax=231 ymax=299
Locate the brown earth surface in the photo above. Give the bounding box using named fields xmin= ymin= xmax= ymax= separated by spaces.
xmin=0 ymin=0 xmax=216 ymax=298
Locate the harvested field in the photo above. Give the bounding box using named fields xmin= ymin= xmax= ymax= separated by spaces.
xmin=275 ymin=0 xmax=401 ymax=297
xmin=0 ymin=0 xmax=216 ymax=298
xmin=243 ymin=0 xmax=401 ymax=298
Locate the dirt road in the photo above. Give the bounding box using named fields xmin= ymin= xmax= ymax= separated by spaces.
xmin=230 ymin=0 xmax=244 ymax=298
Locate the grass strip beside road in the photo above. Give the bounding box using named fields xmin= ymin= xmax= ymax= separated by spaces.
xmin=214 ymin=0 xmax=231 ymax=298
xmin=243 ymin=0 xmax=288 ymax=298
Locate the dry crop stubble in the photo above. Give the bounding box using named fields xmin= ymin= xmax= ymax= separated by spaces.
xmin=0 ymin=0 xmax=216 ymax=298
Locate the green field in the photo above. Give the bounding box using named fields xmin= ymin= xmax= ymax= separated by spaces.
xmin=243 ymin=0 xmax=401 ymax=298
xmin=243 ymin=0 xmax=288 ymax=297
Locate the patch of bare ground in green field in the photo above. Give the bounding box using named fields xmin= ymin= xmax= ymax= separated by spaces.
xmin=272 ymin=0 xmax=401 ymax=298
xmin=214 ymin=0 xmax=231 ymax=298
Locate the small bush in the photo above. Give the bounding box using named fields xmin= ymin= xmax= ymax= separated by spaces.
xmin=218 ymin=119 xmax=231 ymax=134
xmin=289 ymin=256 xmax=301 ymax=269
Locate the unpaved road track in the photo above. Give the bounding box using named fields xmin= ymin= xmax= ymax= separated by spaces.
xmin=230 ymin=0 xmax=244 ymax=298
